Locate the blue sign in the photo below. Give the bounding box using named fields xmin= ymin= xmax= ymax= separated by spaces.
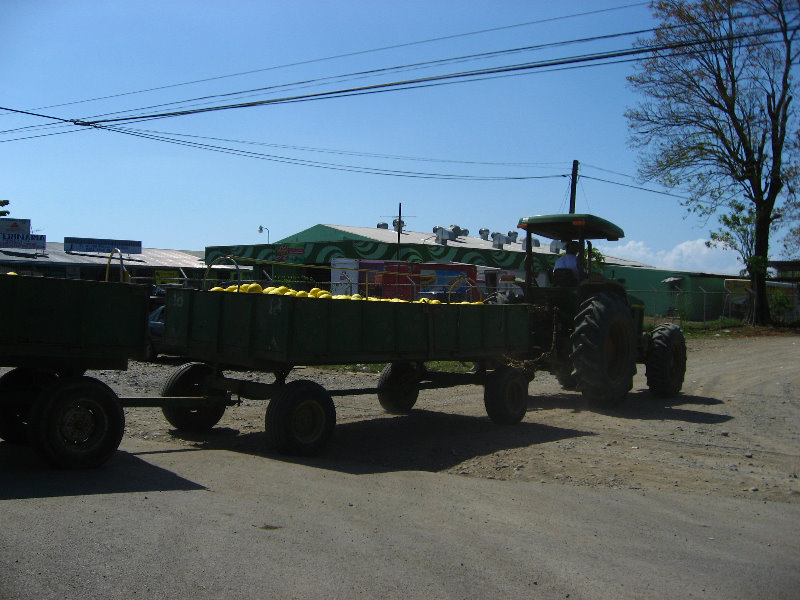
xmin=64 ymin=237 xmax=142 ymax=254
xmin=0 ymin=232 xmax=46 ymax=250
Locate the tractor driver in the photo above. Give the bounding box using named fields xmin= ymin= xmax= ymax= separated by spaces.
xmin=554 ymin=240 xmax=581 ymax=280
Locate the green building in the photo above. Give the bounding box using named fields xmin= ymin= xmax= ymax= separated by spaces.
xmin=206 ymin=223 xmax=740 ymax=320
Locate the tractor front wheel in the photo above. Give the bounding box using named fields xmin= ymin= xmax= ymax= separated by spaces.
xmin=646 ymin=324 xmax=687 ymax=398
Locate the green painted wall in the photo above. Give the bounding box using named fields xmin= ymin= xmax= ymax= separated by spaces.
xmin=205 ymin=240 xmax=556 ymax=272
xmin=603 ymin=265 xmax=728 ymax=320
xmin=206 ymin=238 xmax=732 ymax=321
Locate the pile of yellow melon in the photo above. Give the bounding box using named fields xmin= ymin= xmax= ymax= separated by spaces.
xmin=206 ymin=284 xmax=483 ymax=304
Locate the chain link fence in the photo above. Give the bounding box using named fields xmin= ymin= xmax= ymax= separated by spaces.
xmin=629 ymin=286 xmax=800 ymax=325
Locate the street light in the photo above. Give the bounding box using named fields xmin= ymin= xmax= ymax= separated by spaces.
xmin=258 ymin=225 xmax=270 ymax=244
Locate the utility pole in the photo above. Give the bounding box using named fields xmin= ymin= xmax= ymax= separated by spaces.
xmin=396 ymin=202 xmax=401 ymax=260
xmin=569 ymin=160 xmax=579 ymax=214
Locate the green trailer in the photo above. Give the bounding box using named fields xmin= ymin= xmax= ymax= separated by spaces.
xmin=0 ymin=275 xmax=150 ymax=371
xmin=155 ymin=288 xmax=537 ymax=457
xmin=163 ymin=288 xmax=531 ymax=369
xmin=0 ymin=276 xmax=537 ymax=466
xmin=0 ymin=276 xmax=150 ymax=467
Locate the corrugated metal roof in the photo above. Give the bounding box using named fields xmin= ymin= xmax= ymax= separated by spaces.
xmin=317 ymin=224 xmax=652 ymax=268
xmin=0 ymin=242 xmax=208 ymax=270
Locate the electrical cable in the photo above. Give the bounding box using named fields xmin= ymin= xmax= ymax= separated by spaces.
xmin=8 ymin=1 xmax=651 ymax=114
xmin=580 ymin=175 xmax=692 ymax=199
xmin=3 ymin=1 xmax=784 ymax=126
xmin=0 ymin=25 xmax=661 ymax=136
xmin=581 ymin=163 xmax=638 ymax=179
xmin=74 ymin=25 xmax=787 ymax=126
xmin=103 ymin=125 xmax=569 ymax=180
xmin=1 ymin=11 xmax=788 ymax=136
xmin=0 ymin=11 xmax=791 ymax=192
xmin=114 ymin=129 xmax=570 ymax=168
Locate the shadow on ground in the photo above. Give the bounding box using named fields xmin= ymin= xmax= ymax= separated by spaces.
xmin=1 ymin=388 xmax=732 ymax=486
xmin=529 ymin=389 xmax=732 ymax=425
xmin=133 ymin=386 xmax=733 ymax=475
xmin=0 ymin=442 xmax=205 ymax=500
xmin=166 ymin=408 xmax=593 ymax=475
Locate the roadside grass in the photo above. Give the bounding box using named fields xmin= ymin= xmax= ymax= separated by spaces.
xmin=647 ymin=316 xmax=800 ymax=339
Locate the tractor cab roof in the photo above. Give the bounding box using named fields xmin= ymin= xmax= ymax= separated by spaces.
xmin=517 ymin=213 xmax=624 ymax=242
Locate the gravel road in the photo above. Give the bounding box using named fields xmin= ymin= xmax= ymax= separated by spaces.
xmin=104 ymin=334 xmax=800 ymax=503
xmin=1 ymin=333 xmax=799 ymax=599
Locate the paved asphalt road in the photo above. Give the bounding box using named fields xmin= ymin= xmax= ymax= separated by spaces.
xmin=1 ymin=437 xmax=798 ymax=600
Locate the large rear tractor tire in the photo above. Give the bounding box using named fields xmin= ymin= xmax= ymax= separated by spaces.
xmin=645 ymin=323 xmax=687 ymax=398
xmin=571 ymin=293 xmax=636 ymax=409
xmin=483 ymin=366 xmax=529 ymax=424
xmin=0 ymin=368 xmax=57 ymax=444
xmin=30 ymin=376 xmax=125 ymax=469
xmin=377 ymin=362 xmax=421 ymax=414
xmin=161 ymin=362 xmax=227 ymax=431
xmin=265 ymin=380 xmax=336 ymax=456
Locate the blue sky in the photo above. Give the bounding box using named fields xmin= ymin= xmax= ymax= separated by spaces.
xmin=1 ymin=0 xmax=746 ymax=274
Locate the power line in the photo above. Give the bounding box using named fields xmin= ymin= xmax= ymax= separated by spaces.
xmin=0 ymin=28 xmax=783 ymax=177
xmin=0 ymin=51 xmax=648 ymax=141
xmin=7 ymin=2 xmax=650 ymax=114
xmin=116 ymin=129 xmax=570 ymax=168
xmin=4 ymin=1 xmax=782 ymax=127
xmin=580 ymin=174 xmax=692 ymax=199
xmin=2 ymin=9 xmax=787 ymax=137
xmin=0 ymin=12 xmax=789 ymax=187
xmin=74 ymin=25 xmax=787 ymax=126
xmin=104 ymin=125 xmax=568 ymax=180
xmin=581 ymin=163 xmax=637 ymax=179
xmin=0 ymin=25 xmax=659 ymax=138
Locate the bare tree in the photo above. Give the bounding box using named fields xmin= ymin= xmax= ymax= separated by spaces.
xmin=626 ymin=0 xmax=799 ymax=324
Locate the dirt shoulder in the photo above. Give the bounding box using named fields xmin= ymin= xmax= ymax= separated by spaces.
xmin=98 ymin=333 xmax=800 ymax=505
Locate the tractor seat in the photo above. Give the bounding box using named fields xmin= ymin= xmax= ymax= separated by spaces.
xmin=552 ymin=268 xmax=578 ymax=287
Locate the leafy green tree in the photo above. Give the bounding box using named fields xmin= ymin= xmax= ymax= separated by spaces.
xmin=587 ymin=246 xmax=607 ymax=271
xmin=707 ymin=199 xmax=757 ymax=275
xmin=781 ymin=224 xmax=800 ymax=257
xmin=626 ymin=0 xmax=799 ymax=324
xmin=0 ymin=199 xmax=9 ymax=217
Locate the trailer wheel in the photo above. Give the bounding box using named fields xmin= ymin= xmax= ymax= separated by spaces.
xmin=161 ymin=362 xmax=226 ymax=431
xmin=483 ymin=366 xmax=529 ymax=424
xmin=0 ymin=368 xmax=57 ymax=444
xmin=265 ymin=380 xmax=335 ymax=456
xmin=571 ymin=293 xmax=636 ymax=409
xmin=646 ymin=324 xmax=687 ymax=398
xmin=377 ymin=362 xmax=420 ymax=414
xmin=29 ymin=376 xmax=124 ymax=469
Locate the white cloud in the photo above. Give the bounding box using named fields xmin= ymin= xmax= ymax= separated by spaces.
xmin=598 ymin=239 xmax=744 ymax=275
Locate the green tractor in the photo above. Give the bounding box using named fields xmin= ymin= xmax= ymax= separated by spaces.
xmin=516 ymin=213 xmax=687 ymax=407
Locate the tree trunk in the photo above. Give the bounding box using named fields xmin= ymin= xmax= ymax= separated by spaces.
xmin=750 ymin=211 xmax=772 ymax=325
